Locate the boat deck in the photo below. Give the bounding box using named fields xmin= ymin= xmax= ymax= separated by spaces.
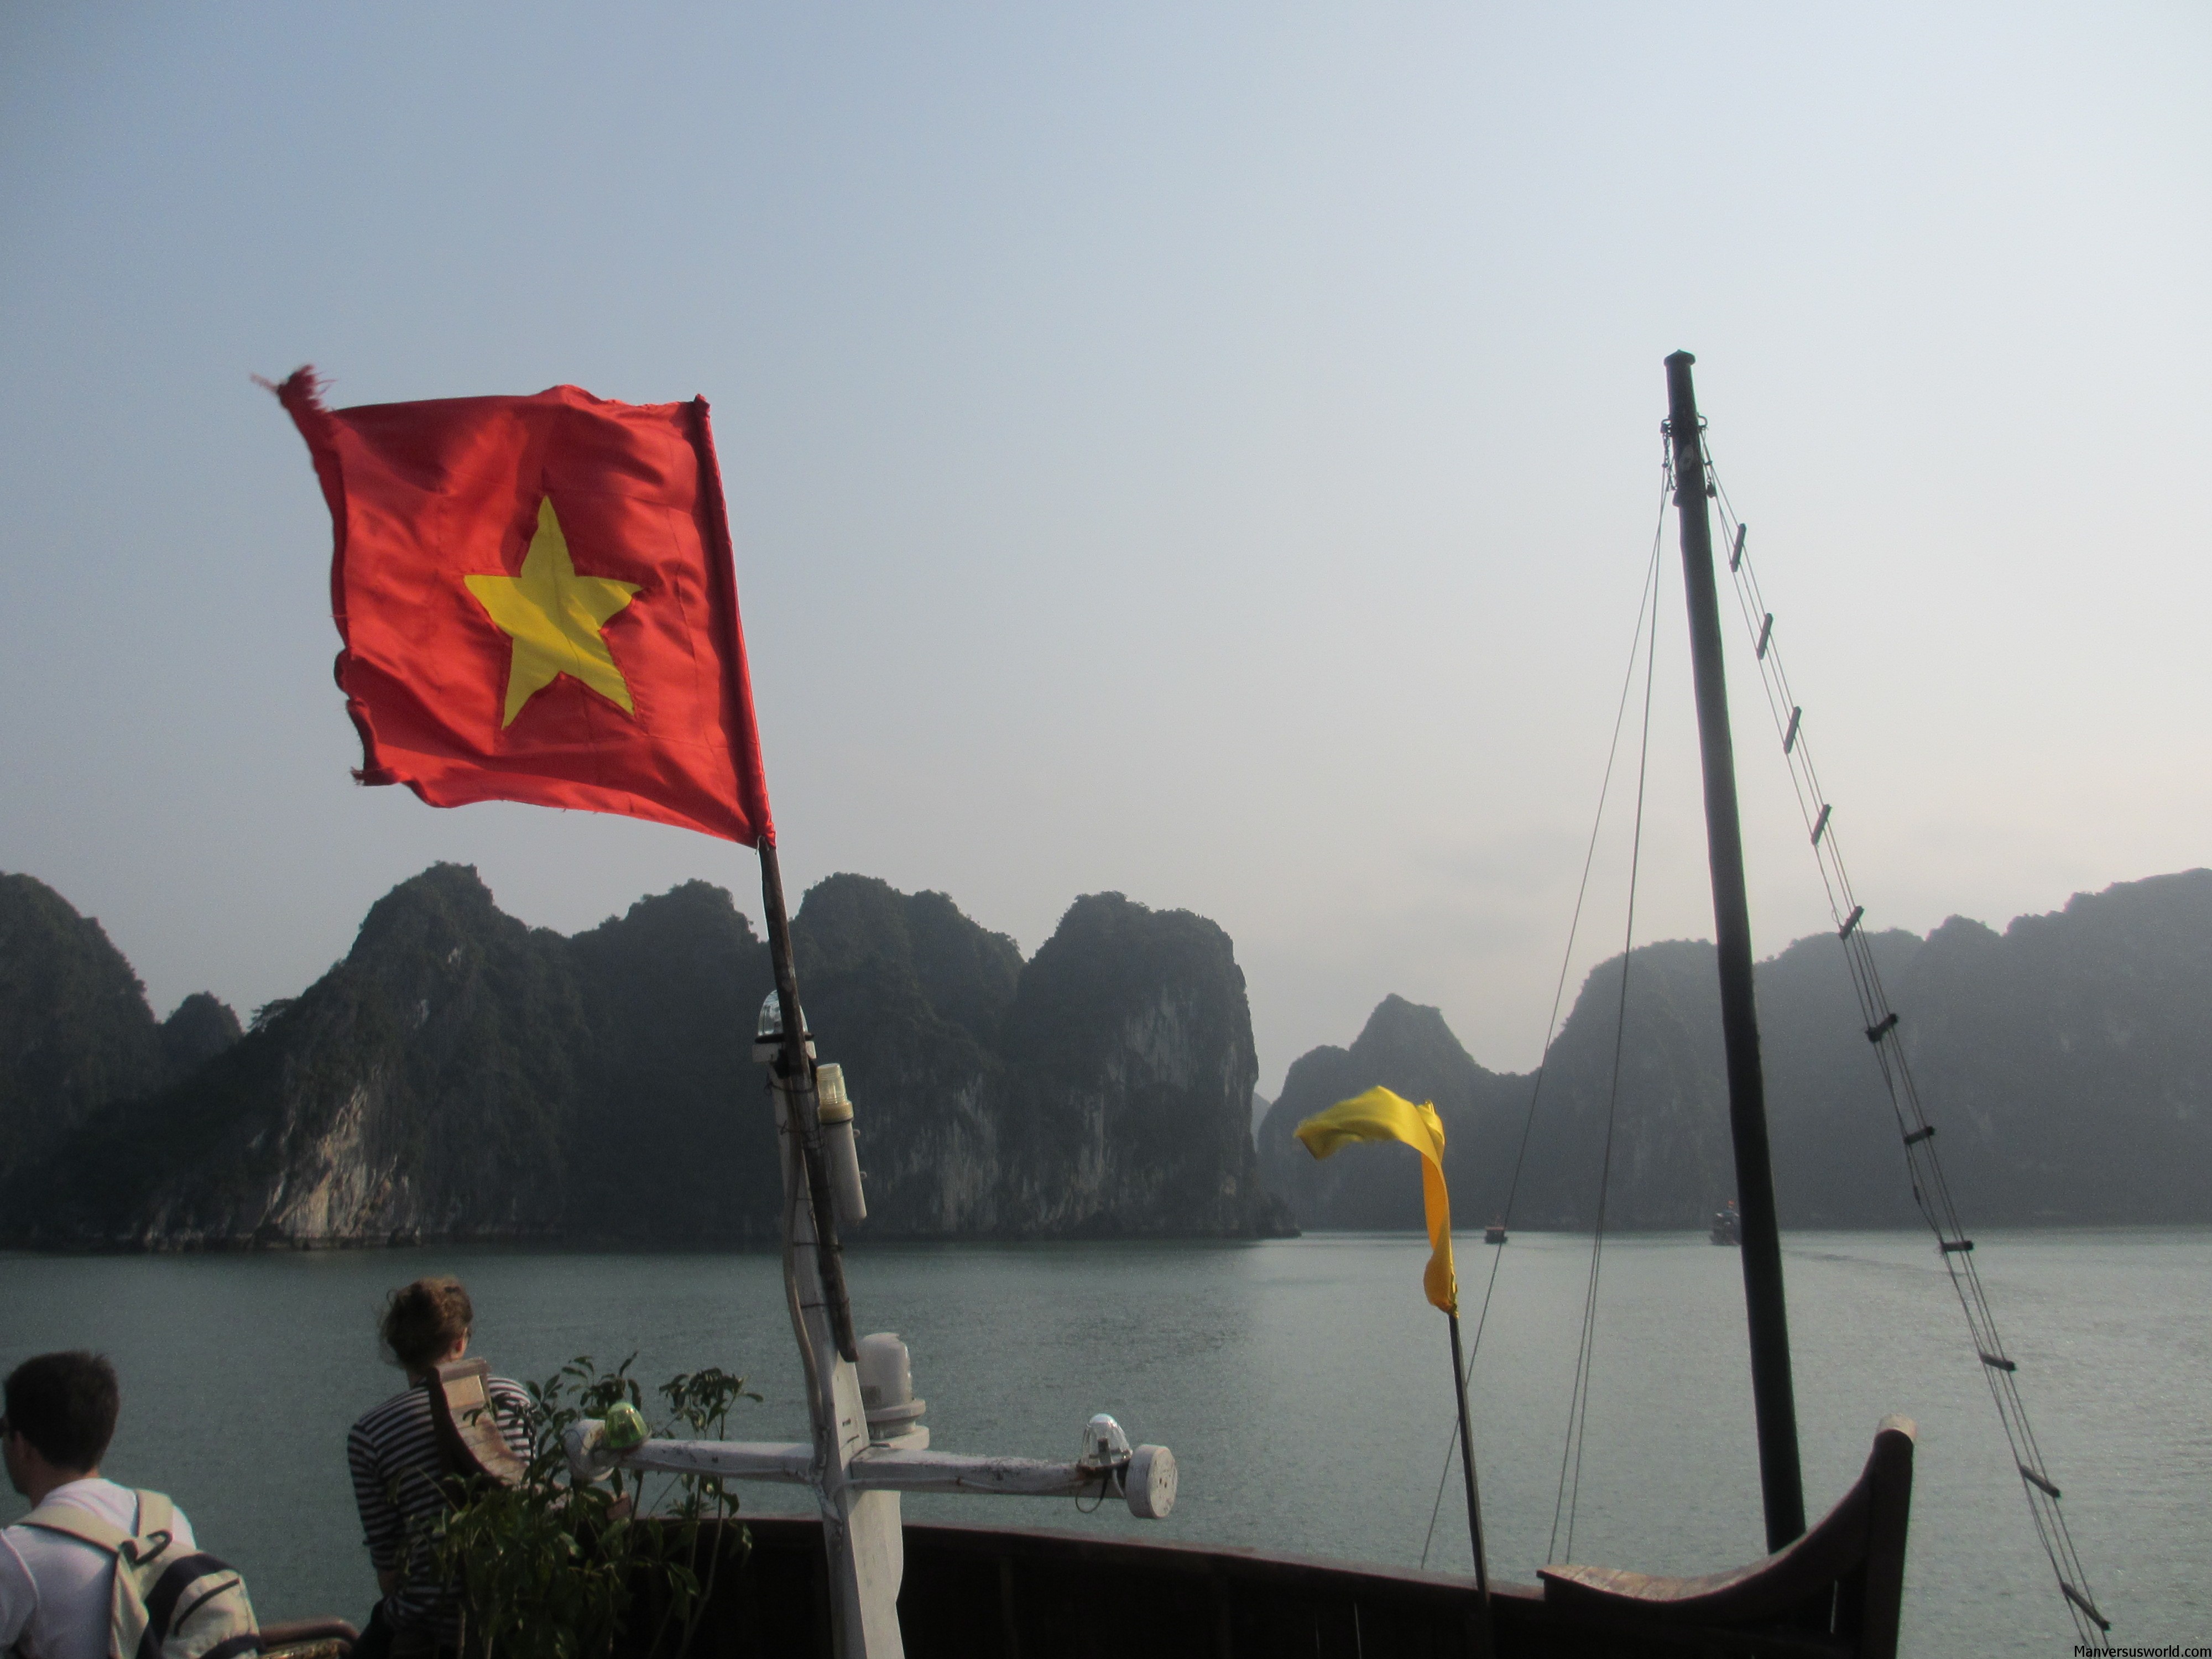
xmin=670 ymin=1416 xmax=1913 ymax=1658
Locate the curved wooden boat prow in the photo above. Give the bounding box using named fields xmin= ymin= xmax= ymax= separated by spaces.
xmin=677 ymin=1417 xmax=1914 ymax=1657
xmin=1537 ymin=1415 xmax=1917 ymax=1658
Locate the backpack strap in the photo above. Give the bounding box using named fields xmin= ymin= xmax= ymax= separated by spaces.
xmin=17 ymin=1502 xmax=131 ymax=1556
xmin=127 ymin=1493 xmax=176 ymax=1566
xmin=18 ymin=1491 xmax=176 ymax=1566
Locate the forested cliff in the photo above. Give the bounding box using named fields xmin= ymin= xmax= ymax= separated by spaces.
xmin=0 ymin=867 xmax=1289 ymax=1246
xmin=7 ymin=865 xmax=2206 ymax=1245
xmin=0 ymin=874 xmax=239 ymax=1198
xmin=1258 ymin=870 xmax=2212 ymax=1229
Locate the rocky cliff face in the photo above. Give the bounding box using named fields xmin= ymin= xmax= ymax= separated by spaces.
xmin=1882 ymin=870 xmax=2212 ymax=1223
xmin=789 ymin=878 xmax=1287 ymax=1237
xmin=4 ymin=865 xmax=1289 ymax=1245
xmin=789 ymin=875 xmax=1019 ymax=1235
xmin=567 ymin=880 xmax=780 ymax=1240
xmin=1262 ymin=870 xmax=2212 ymax=1229
xmin=994 ymin=892 xmax=1285 ymax=1236
xmin=1258 ymin=994 xmax=1526 ymax=1230
xmin=0 ymin=873 xmax=240 ymax=1193
xmin=17 ymin=865 xmax=588 ymax=1245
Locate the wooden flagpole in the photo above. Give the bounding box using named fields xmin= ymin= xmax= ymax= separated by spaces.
xmin=758 ymin=838 xmax=859 ymax=1362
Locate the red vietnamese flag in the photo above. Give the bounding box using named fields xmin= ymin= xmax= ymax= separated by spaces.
xmin=274 ymin=370 xmax=774 ymax=847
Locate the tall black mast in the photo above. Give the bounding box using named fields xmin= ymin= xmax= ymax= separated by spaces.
xmin=1664 ymin=350 xmax=1806 ymax=1551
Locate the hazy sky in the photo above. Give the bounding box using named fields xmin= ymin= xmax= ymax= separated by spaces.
xmin=3 ymin=4 xmax=2206 ymax=1092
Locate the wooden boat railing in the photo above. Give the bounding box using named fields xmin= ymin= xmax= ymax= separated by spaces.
xmin=672 ymin=1416 xmax=1914 ymax=1659
xmin=259 ymin=1618 xmax=359 ymax=1659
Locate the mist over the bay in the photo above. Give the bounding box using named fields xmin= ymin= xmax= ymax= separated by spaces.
xmin=2 ymin=6 xmax=2206 ymax=1091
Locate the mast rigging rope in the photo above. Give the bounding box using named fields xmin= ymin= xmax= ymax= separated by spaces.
xmin=1700 ymin=445 xmax=2110 ymax=1646
xmin=1415 ymin=425 xmax=2109 ymax=1645
xmin=1416 ymin=452 xmax=1672 ymax=1571
xmin=1551 ymin=473 xmax=1665 ymax=1567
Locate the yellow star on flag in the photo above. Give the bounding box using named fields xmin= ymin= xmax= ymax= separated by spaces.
xmin=465 ymin=498 xmax=642 ymax=728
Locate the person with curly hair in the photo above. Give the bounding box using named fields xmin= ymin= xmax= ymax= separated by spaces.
xmin=347 ymin=1277 xmax=529 ymax=1659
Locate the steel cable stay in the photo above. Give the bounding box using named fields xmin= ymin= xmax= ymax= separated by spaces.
xmin=1416 ymin=452 xmax=1672 ymax=1572
xmin=1699 ymin=444 xmax=2110 ymax=1645
xmin=1425 ymin=456 xmax=1663 ymax=1575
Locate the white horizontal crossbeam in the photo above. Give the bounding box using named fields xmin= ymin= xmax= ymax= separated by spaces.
xmin=606 ymin=1437 xmax=1107 ymax=1497
xmin=566 ymin=1422 xmax=1177 ymax=1519
xmin=847 ymin=1448 xmax=1112 ymax=1498
xmin=615 ymin=1437 xmax=816 ymax=1485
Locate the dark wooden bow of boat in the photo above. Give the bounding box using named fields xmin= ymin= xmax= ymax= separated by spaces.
xmin=1537 ymin=1416 xmax=1916 ymax=1658
xmin=675 ymin=1416 xmax=1914 ymax=1659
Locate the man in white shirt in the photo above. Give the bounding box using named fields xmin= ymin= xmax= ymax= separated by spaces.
xmin=0 ymin=1352 xmax=197 ymax=1659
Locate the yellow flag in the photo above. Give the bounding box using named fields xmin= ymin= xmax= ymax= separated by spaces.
xmin=1295 ymin=1086 xmax=1458 ymax=1315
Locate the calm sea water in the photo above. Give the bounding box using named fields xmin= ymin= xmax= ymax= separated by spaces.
xmin=2 ymin=1231 xmax=2204 ymax=1656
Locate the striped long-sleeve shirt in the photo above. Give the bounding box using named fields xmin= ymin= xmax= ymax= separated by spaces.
xmin=346 ymin=1376 xmax=531 ymax=1639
